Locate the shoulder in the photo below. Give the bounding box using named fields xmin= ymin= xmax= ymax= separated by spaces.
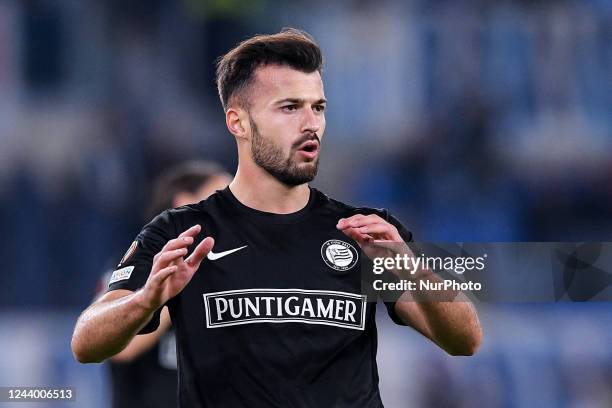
xmin=313 ymin=187 xmax=393 ymax=219
xmin=148 ymin=189 xmax=230 ymax=237
xmin=161 ymin=189 xmax=225 ymax=223
xmin=313 ymin=188 xmax=413 ymax=242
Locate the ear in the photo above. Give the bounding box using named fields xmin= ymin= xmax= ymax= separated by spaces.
xmin=226 ymin=107 xmax=249 ymax=141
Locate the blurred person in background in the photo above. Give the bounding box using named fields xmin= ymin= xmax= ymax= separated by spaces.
xmin=72 ymin=28 xmax=481 ymax=407
xmin=94 ymin=160 xmax=231 ymax=408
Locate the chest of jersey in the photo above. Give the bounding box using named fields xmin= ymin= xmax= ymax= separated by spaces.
xmin=162 ymin=193 xmax=390 ymax=407
xmin=177 ymin=215 xmax=368 ymax=332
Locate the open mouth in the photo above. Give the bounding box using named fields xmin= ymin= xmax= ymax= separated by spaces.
xmin=297 ymin=140 xmax=319 ymax=154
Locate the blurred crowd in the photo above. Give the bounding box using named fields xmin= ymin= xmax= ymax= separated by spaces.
xmin=0 ymin=1 xmax=611 ymax=406
xmin=1 ymin=0 xmax=611 ymax=306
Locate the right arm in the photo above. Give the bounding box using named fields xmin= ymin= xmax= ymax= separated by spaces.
xmin=71 ymin=289 xmax=157 ymax=363
xmin=110 ymin=306 xmax=173 ymax=363
xmin=71 ymin=225 xmax=214 ymax=363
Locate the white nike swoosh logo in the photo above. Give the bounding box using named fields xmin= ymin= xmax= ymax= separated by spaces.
xmin=207 ymin=245 xmax=248 ymax=261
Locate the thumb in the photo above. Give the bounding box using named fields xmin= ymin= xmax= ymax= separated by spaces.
xmin=185 ymin=237 xmax=214 ymax=268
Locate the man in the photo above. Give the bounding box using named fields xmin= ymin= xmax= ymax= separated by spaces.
xmin=96 ymin=161 xmax=231 ymax=408
xmin=72 ymin=29 xmax=481 ymax=407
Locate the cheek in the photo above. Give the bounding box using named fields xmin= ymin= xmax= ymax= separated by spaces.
xmin=319 ymin=116 xmax=326 ymax=137
xmin=255 ymin=111 xmax=285 ymax=134
xmin=257 ymin=116 xmax=296 ymax=148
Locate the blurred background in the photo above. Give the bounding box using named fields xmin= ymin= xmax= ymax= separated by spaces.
xmin=0 ymin=0 xmax=611 ymax=407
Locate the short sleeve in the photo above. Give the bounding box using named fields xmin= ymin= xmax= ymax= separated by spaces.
xmin=106 ymin=210 xmax=175 ymax=333
xmin=384 ymin=211 xmax=413 ymax=243
xmin=381 ymin=210 xmax=413 ymax=326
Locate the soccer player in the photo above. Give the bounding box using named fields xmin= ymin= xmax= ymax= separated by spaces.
xmin=95 ymin=161 xmax=231 ymax=408
xmin=72 ymin=29 xmax=482 ymax=407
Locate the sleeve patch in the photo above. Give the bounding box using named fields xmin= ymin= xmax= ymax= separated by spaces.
xmin=118 ymin=240 xmax=138 ymax=266
xmin=109 ymin=266 xmax=135 ymax=285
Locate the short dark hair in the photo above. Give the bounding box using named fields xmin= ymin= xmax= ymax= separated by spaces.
xmin=146 ymin=160 xmax=228 ymax=219
xmin=215 ymin=28 xmax=323 ymax=111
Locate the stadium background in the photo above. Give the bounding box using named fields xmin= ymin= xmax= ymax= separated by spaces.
xmin=0 ymin=0 xmax=611 ymax=407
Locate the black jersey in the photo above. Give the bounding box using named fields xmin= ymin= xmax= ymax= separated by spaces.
xmin=108 ymin=186 xmax=412 ymax=408
xmin=107 ymin=332 xmax=177 ymax=408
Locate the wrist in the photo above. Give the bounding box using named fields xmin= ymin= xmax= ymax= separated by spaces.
xmin=132 ymin=288 xmax=160 ymax=314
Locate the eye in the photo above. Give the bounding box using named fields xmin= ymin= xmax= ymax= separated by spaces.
xmin=282 ymin=105 xmax=298 ymax=112
xmin=313 ymin=105 xmax=326 ymax=113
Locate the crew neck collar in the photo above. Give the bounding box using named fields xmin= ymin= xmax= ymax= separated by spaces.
xmin=220 ymin=185 xmax=317 ymax=224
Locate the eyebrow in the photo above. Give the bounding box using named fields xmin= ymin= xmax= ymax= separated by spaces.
xmin=275 ymin=98 xmax=327 ymax=106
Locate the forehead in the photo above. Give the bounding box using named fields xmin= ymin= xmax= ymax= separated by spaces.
xmin=249 ymin=65 xmax=324 ymax=107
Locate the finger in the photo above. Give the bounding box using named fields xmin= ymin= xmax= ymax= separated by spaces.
xmin=185 ymin=237 xmax=214 ymax=268
xmin=355 ymin=223 xmax=402 ymax=241
xmin=349 ymin=214 xmax=382 ymax=226
xmin=156 ymin=248 xmax=188 ymax=268
xmin=337 ymin=214 xmax=383 ymax=229
xmin=336 ymin=214 xmax=365 ymax=228
xmin=178 ymin=224 xmax=202 ymax=238
xmin=152 ymin=265 xmax=178 ymax=286
xmin=341 ymin=227 xmax=373 ymax=245
xmin=162 ymin=236 xmax=194 ymax=252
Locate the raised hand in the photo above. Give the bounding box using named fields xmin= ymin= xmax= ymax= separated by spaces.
xmin=336 ymin=214 xmax=407 ymax=260
xmin=140 ymin=225 xmax=214 ymax=310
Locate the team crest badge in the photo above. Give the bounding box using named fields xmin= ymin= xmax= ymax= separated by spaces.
xmin=321 ymin=240 xmax=359 ymax=271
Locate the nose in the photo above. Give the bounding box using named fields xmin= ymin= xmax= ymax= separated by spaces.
xmin=300 ymin=107 xmax=322 ymax=135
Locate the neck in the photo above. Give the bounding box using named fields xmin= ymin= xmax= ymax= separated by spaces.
xmin=229 ymin=159 xmax=311 ymax=214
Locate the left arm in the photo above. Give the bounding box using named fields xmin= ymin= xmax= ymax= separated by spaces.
xmin=393 ymin=291 xmax=482 ymax=356
xmin=337 ymin=214 xmax=482 ymax=356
